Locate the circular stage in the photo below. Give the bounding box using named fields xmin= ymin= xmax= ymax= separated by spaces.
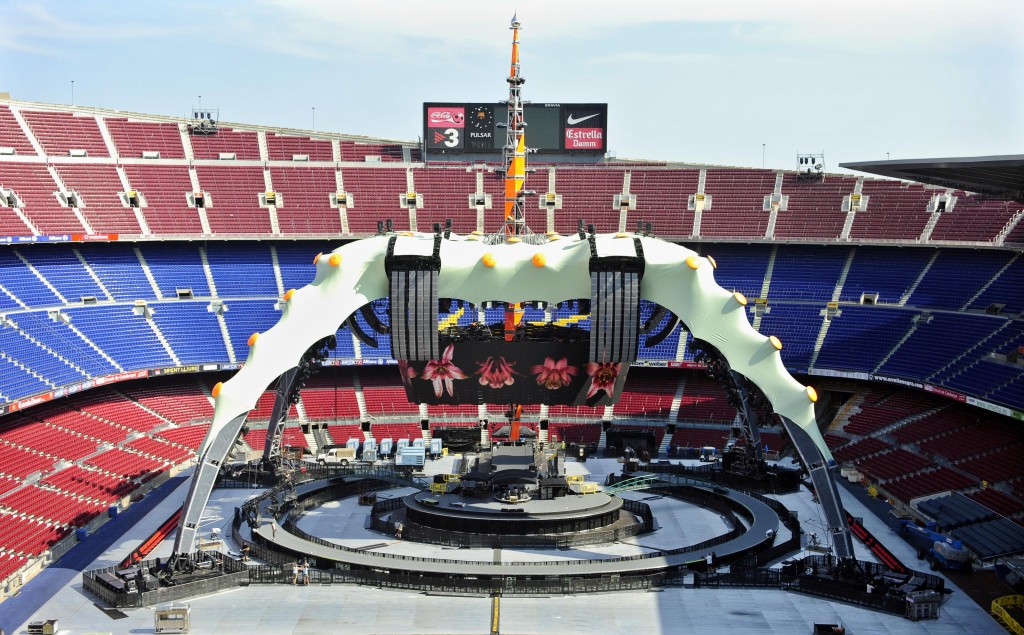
xmin=247 ymin=469 xmax=787 ymax=584
xmin=400 ymin=490 xmax=627 ymax=538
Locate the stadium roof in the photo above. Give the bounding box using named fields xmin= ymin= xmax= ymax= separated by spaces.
xmin=840 ymin=155 xmax=1024 ymax=201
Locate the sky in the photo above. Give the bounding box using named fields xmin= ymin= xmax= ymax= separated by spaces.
xmin=2 ymin=0 xmax=1022 ymax=171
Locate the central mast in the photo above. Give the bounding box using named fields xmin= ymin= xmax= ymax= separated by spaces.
xmin=502 ymin=15 xmax=527 ymax=237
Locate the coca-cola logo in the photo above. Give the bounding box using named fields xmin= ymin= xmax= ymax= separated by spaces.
xmin=428 ymin=107 xmax=465 ymax=128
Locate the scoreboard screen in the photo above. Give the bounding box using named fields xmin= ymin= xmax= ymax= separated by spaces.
xmin=424 ymin=103 xmax=607 ymax=154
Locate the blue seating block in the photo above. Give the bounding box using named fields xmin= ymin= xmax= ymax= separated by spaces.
xmin=0 ymin=249 xmax=62 ymax=307
xmin=77 ymin=243 xmax=157 ymax=301
xmin=815 ymin=306 xmax=915 ymax=373
xmin=19 ymin=246 xmax=104 ymax=302
xmin=205 ymin=243 xmax=277 ymax=297
xmin=151 ymin=301 xmax=229 ymax=364
xmin=138 ymin=243 xmax=210 ymax=297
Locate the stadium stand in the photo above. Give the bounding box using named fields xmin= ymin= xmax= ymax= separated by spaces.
xmin=269 ymin=166 xmax=342 ymax=234
xmin=0 ymin=104 xmax=36 ymax=155
xmin=413 ymin=166 xmax=478 ymax=234
xmin=53 ymin=164 xmax=141 ymax=234
xmin=194 ymin=165 xmax=271 ymax=234
xmin=105 ymin=118 xmax=186 ymax=159
xmin=189 ymin=128 xmax=259 ymax=161
xmin=0 ymin=162 xmax=84 ymax=234
xmin=266 ymin=133 xmax=332 ymax=162
xmin=121 ymin=164 xmax=203 ymax=234
xmin=21 ymin=110 xmax=109 ymax=157
xmin=340 ymin=167 xmax=410 ymax=234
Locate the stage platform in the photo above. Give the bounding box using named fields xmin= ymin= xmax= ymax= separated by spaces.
xmin=4 ymin=456 xmax=1004 ymax=635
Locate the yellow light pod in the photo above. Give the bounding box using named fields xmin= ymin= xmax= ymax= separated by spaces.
xmin=507 ymin=236 xmax=522 ymax=244
xmin=329 ymin=253 xmax=342 ymax=267
xmin=313 ymin=252 xmax=322 ymax=265
xmin=532 ymin=253 xmax=546 ymax=267
xmin=482 ymin=253 xmax=496 ymax=267
xmin=614 ymin=232 xmax=629 ymax=238
xmin=707 ymin=255 xmax=717 ymax=269
xmin=685 ymin=255 xmax=701 ymax=270
xmin=733 ymin=291 xmax=748 ymax=306
xmin=769 ymin=335 xmax=782 ymax=350
xmin=283 ymin=289 xmax=296 ymax=301
xmin=471 ymin=230 xmax=484 ymax=236
xmin=806 ymin=386 xmax=818 ymax=403
xmin=548 ymin=234 xmax=561 ymax=241
xmin=212 ymin=382 xmax=223 ymax=398
xmin=247 ymin=332 xmax=259 ymax=347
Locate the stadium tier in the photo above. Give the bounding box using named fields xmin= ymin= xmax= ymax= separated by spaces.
xmin=0 ymin=240 xmax=1019 ymax=414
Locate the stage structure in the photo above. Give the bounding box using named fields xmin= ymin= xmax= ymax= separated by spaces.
xmin=174 ymin=229 xmax=853 ymax=557
xmin=172 ymin=16 xmax=854 ymax=562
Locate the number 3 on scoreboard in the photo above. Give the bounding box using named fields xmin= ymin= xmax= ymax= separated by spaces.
xmin=443 ymin=128 xmax=459 ymax=148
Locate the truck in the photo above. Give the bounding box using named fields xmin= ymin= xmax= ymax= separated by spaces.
xmin=899 ymin=520 xmax=972 ymax=572
xmin=316 ymin=446 xmax=357 ymax=466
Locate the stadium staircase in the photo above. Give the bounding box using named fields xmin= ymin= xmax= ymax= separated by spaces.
xmin=47 ymin=165 xmax=93 ymax=234
xmin=0 ymin=350 xmax=54 ymax=391
xmin=263 ymin=167 xmax=281 ymax=235
xmin=808 ymin=248 xmax=855 ymax=369
xmin=303 ymin=431 xmax=318 ymax=453
xmin=928 ymin=320 xmax=1013 ymax=383
xmin=134 ymin=247 xmax=163 ymax=299
xmin=16 ymin=251 xmax=69 ymax=304
xmin=188 ymin=167 xmax=212 ymax=235
xmin=873 ymin=317 xmax=922 ymax=373
xmin=146 ymin=318 xmax=180 ymax=366
xmin=334 ymin=168 xmax=351 ymax=234
xmin=269 ymin=246 xmax=286 ymax=296
xmin=750 ymin=245 xmax=777 ymax=332
xmin=898 ymin=251 xmax=940 ymax=306
xmin=995 ymin=209 xmax=1024 ymax=246
xmin=177 ymin=122 xmax=194 ymax=160
xmin=198 ymin=247 xmax=236 ymax=362
xmin=691 ymin=168 xmax=707 ymax=237
xmin=9 ymin=106 xmax=45 ymax=156
xmin=668 ymin=375 xmax=686 ymax=420
xmin=63 ymin=319 xmax=123 ymax=372
xmin=919 ymin=205 xmax=944 ymax=243
xmin=962 ymin=252 xmax=1020 ymax=310
xmin=352 ymin=373 xmax=369 ymax=421
xmin=114 ymin=166 xmax=151 ymax=236
xmin=95 ymin=114 xmax=118 ymax=158
xmin=71 ymin=248 xmax=115 ymax=299
xmin=764 ymin=171 xmax=784 ymax=239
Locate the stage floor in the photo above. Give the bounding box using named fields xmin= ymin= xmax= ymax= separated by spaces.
xmin=4 ymin=457 xmax=1004 ymax=635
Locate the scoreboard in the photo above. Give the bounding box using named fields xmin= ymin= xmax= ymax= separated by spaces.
xmin=424 ymin=103 xmax=607 ymax=155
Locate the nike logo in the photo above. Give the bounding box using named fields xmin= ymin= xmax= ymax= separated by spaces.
xmin=566 ymin=113 xmax=599 ymax=125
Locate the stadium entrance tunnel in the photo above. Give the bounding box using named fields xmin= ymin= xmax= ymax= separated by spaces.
xmin=175 ymin=231 xmax=854 ymax=560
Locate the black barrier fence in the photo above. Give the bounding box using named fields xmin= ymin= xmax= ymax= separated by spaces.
xmin=693 ymin=554 xmax=946 ymax=618
xmin=83 ymin=551 xmax=249 ymax=609
xmin=247 ymin=562 xmax=671 ymax=595
xmin=609 ymin=473 xmax=804 ymax=567
xmin=629 ymin=461 xmax=801 ymax=494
